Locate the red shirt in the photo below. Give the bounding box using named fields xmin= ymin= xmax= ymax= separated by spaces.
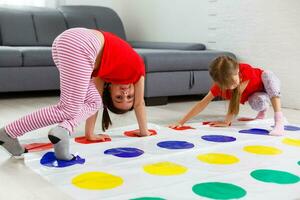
xmin=93 ymin=31 xmax=145 ymax=84
xmin=210 ymin=63 xmax=264 ymax=104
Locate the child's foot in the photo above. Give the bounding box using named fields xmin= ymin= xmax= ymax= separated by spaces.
xmin=269 ymin=112 xmax=284 ymax=136
xmin=255 ymin=109 xmax=267 ymax=119
xmin=0 ymin=127 xmax=26 ymax=156
xmin=48 ymin=126 xmax=74 ymax=161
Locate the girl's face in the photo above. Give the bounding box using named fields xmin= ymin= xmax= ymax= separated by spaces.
xmin=227 ymin=72 xmax=240 ymax=90
xmin=217 ymin=70 xmax=240 ymax=90
xmin=110 ymin=84 xmax=134 ymax=110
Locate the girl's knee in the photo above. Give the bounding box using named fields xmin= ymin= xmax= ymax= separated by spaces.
xmin=248 ymin=92 xmax=270 ymax=111
xmin=57 ymin=104 xmax=81 ymax=120
xmin=262 ymin=71 xmax=281 ymax=97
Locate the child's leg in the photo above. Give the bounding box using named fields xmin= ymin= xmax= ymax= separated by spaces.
xmin=0 ymin=128 xmax=26 ymax=156
xmin=49 ymin=81 xmax=102 ymax=160
xmin=1 ymin=28 xmax=102 ymax=158
xmin=261 ymin=71 xmax=284 ymax=136
xmin=248 ymin=92 xmax=270 ymax=119
xmin=47 ymin=29 xmax=103 ymax=160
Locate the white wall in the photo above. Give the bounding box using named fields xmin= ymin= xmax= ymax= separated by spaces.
xmin=62 ymin=0 xmax=115 ymax=9
xmin=210 ymin=0 xmax=300 ymax=110
xmin=62 ymin=0 xmax=300 ymax=109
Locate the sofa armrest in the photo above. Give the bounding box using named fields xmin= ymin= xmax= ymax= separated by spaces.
xmin=129 ymin=41 xmax=206 ymax=51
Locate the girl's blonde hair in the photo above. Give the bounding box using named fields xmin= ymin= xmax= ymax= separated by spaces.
xmin=209 ymin=56 xmax=241 ymax=115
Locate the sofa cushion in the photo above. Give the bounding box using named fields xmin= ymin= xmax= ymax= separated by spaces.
xmin=0 ymin=46 xmax=22 ymax=67
xmin=130 ymin=41 xmax=206 ymax=51
xmin=59 ymin=13 xmax=97 ymax=29
xmin=32 ymin=9 xmax=67 ymax=46
xmin=59 ymin=6 xmax=126 ymax=40
xmin=136 ymin=49 xmax=236 ymax=72
xmin=0 ymin=7 xmax=38 ymax=46
xmin=16 ymin=47 xmax=54 ymax=66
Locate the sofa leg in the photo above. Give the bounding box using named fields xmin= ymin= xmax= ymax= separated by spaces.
xmin=144 ymin=97 xmax=168 ymax=106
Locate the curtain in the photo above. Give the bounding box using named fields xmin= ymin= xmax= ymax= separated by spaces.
xmin=0 ymin=0 xmax=60 ymax=8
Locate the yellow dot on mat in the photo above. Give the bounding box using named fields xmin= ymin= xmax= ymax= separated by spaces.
xmin=143 ymin=161 xmax=188 ymax=176
xmin=282 ymin=138 xmax=300 ymax=147
xmin=243 ymin=145 xmax=282 ymax=155
xmin=72 ymin=171 xmax=123 ymax=190
xmin=197 ymin=153 xmax=239 ymax=165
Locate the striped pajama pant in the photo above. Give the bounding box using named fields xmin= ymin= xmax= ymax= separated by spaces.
xmin=248 ymin=71 xmax=281 ymax=111
xmin=5 ymin=28 xmax=103 ymax=138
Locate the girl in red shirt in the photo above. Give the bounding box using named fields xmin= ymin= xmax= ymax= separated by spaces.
xmin=88 ymin=30 xmax=150 ymax=140
xmin=0 ymin=28 xmax=150 ymax=160
xmin=170 ymin=55 xmax=284 ymax=136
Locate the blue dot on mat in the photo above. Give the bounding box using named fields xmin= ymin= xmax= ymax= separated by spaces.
xmin=157 ymin=141 xmax=194 ymax=149
xmin=201 ymin=135 xmax=236 ymax=142
xmin=40 ymin=152 xmax=85 ymax=168
xmin=271 ymin=125 xmax=300 ymax=131
xmin=284 ymin=125 xmax=300 ymax=131
xmin=239 ymin=128 xmax=269 ymax=135
xmin=104 ymin=147 xmax=144 ymax=158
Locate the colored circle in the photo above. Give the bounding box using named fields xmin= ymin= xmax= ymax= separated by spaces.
xmin=201 ymin=135 xmax=236 ymax=143
xmin=284 ymin=125 xmax=300 ymax=131
xmin=282 ymin=138 xmax=300 ymax=147
xmin=24 ymin=143 xmax=53 ymax=152
xmin=124 ymin=129 xmax=157 ymax=137
xmin=271 ymin=125 xmax=300 ymax=131
xmin=40 ymin=152 xmax=85 ymax=168
xmin=157 ymin=141 xmax=194 ymax=150
xmin=75 ymin=136 xmax=111 ymax=144
xmin=104 ymin=147 xmax=144 ymax=158
xmin=172 ymin=126 xmax=195 ymax=131
xmin=237 ymin=117 xmax=255 ymax=122
xmin=192 ymin=182 xmax=247 ymax=199
xmin=298 ymin=161 xmax=300 ymax=166
xmin=239 ymin=128 xmax=269 ymax=135
xmin=130 ymin=198 xmax=166 ymax=200
xmin=243 ymin=145 xmax=282 ymax=155
xmin=197 ymin=153 xmax=239 ymax=165
xmin=72 ymin=171 xmax=123 ymax=190
xmin=251 ymin=169 xmax=300 ymax=184
xmin=143 ymin=161 xmax=187 ymax=176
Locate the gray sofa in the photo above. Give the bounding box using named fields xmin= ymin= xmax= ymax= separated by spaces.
xmin=0 ymin=5 xmax=235 ymax=105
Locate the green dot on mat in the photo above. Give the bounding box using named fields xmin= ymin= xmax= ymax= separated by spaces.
xmin=192 ymin=182 xmax=247 ymax=199
xmin=130 ymin=198 xmax=166 ymax=200
xmin=251 ymin=169 xmax=300 ymax=184
xmin=298 ymin=161 xmax=300 ymax=166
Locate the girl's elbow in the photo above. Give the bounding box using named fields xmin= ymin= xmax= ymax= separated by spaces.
xmin=134 ymin=99 xmax=145 ymax=108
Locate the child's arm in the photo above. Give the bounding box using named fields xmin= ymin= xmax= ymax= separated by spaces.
xmin=85 ymin=77 xmax=109 ymax=141
xmin=208 ymin=112 xmax=234 ymax=127
xmin=209 ymin=81 xmax=249 ymax=127
xmin=170 ymin=92 xmax=215 ymax=128
xmin=133 ymin=76 xmax=151 ymax=136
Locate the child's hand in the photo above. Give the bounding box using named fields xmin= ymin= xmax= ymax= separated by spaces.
xmin=132 ymin=129 xmax=152 ymax=137
xmin=208 ymin=121 xmax=231 ymax=127
xmin=169 ymin=122 xmax=184 ymax=129
xmin=86 ymin=134 xmax=110 ymax=141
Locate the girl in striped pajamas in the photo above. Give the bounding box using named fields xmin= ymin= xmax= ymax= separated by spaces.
xmin=0 ymin=28 xmax=150 ymax=160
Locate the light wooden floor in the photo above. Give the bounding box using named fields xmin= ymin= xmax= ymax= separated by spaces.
xmin=0 ymin=93 xmax=299 ymax=200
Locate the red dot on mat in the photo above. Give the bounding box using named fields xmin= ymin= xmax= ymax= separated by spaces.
xmin=24 ymin=143 xmax=53 ymax=152
xmin=74 ymin=136 xmax=111 ymax=144
xmin=237 ymin=117 xmax=256 ymax=122
xmin=172 ymin=126 xmax=195 ymax=130
xmin=124 ymin=129 xmax=157 ymax=137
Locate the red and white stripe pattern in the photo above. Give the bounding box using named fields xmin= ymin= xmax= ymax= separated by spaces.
xmin=5 ymin=28 xmax=103 ymax=138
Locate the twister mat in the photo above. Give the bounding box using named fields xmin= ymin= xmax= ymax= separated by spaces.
xmin=24 ymin=119 xmax=300 ymax=200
